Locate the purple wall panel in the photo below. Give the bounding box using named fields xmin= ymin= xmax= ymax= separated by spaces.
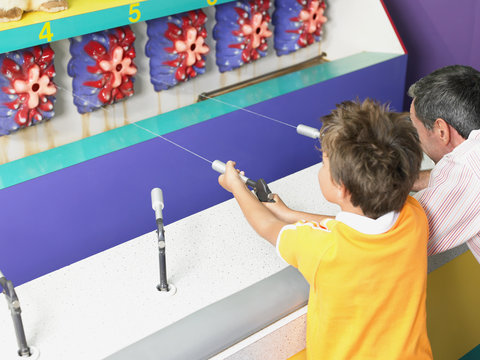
xmin=382 ymin=0 xmax=480 ymax=109
xmin=0 ymin=55 xmax=406 ymax=286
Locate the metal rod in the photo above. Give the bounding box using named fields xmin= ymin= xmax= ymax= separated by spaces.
xmin=13 ymin=312 xmax=31 ymax=357
xmin=151 ymin=188 xmax=170 ymax=292
xmin=156 ymin=218 xmax=169 ymax=292
xmin=198 ymin=54 xmax=328 ymax=101
xmin=0 ymin=274 xmax=31 ymax=357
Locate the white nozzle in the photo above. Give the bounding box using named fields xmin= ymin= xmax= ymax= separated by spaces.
xmin=0 ymin=269 xmax=4 ymax=279
xmin=212 ymin=160 xmax=249 ymax=184
xmin=151 ymin=188 xmax=164 ymax=220
xmin=212 ymin=160 xmax=226 ymax=174
xmin=297 ymin=124 xmax=320 ymax=139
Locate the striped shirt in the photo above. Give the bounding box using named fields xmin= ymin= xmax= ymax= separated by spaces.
xmin=414 ymin=129 xmax=480 ymax=263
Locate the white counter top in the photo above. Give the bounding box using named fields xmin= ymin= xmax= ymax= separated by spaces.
xmin=0 ymin=163 xmax=339 ymax=360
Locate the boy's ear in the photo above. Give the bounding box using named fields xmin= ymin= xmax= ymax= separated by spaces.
xmin=336 ymin=182 xmax=349 ymax=202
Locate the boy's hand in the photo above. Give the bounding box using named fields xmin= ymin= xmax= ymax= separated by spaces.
xmin=218 ymin=161 xmax=287 ymax=246
xmin=264 ymin=194 xmax=291 ymax=219
xmin=218 ymin=161 xmax=247 ymax=194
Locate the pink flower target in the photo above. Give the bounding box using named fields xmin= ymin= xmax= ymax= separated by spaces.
xmin=295 ymin=0 xmax=327 ymax=47
xmin=68 ymin=26 xmax=137 ymax=114
xmin=214 ymin=0 xmax=273 ymax=72
xmin=146 ymin=10 xmax=210 ymax=91
xmin=273 ymin=0 xmax=327 ymax=56
xmin=0 ymin=45 xmax=57 ymax=135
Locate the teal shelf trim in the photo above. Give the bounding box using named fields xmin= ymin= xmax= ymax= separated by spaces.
xmin=460 ymin=344 xmax=480 ymax=360
xmin=0 ymin=0 xmax=235 ymax=54
xmin=0 ymin=52 xmax=402 ymax=189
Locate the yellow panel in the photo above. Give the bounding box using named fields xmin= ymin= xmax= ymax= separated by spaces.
xmin=0 ymin=0 xmax=145 ymax=31
xmin=427 ymin=251 xmax=480 ymax=360
xmin=288 ymin=349 xmax=306 ymax=360
xmin=289 ymin=252 xmax=480 ymax=360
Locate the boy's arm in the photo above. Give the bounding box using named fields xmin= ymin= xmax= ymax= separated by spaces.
xmin=265 ymin=194 xmax=334 ymax=224
xmin=412 ymin=169 xmax=432 ymax=192
xmin=218 ymin=161 xmax=288 ymax=246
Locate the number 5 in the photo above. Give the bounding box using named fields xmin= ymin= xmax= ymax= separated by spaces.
xmin=129 ymin=3 xmax=141 ymax=23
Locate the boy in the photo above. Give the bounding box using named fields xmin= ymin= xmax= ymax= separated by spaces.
xmin=218 ymin=99 xmax=432 ymax=359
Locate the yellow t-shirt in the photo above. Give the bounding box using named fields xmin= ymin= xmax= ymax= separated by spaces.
xmin=278 ymin=196 xmax=432 ymax=359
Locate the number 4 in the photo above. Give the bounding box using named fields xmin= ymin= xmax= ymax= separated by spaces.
xmin=39 ymin=22 xmax=53 ymax=42
xmin=129 ymin=3 xmax=141 ymax=23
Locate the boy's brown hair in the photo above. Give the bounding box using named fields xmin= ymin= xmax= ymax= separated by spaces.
xmin=320 ymin=99 xmax=423 ymax=218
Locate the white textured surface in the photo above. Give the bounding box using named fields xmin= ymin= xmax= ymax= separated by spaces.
xmin=0 ymin=163 xmax=336 ymax=360
xmin=213 ymin=306 xmax=307 ymax=360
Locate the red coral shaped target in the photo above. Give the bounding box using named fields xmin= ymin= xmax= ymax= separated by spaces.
xmin=68 ymin=26 xmax=137 ymax=114
xmin=214 ymin=0 xmax=273 ymax=72
xmin=291 ymin=0 xmax=327 ymax=47
xmin=145 ymin=10 xmax=210 ymax=91
xmin=0 ymin=45 xmax=57 ymax=135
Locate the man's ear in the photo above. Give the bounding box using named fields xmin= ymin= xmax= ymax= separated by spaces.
xmin=433 ymin=118 xmax=451 ymax=145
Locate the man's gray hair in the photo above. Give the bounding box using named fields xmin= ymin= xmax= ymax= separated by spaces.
xmin=408 ymin=65 xmax=480 ymax=138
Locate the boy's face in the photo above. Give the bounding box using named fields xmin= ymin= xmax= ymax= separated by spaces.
xmin=318 ymin=153 xmax=340 ymax=204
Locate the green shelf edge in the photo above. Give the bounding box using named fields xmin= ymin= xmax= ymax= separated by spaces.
xmin=0 ymin=0 xmax=235 ymax=53
xmin=0 ymin=52 xmax=402 ymax=190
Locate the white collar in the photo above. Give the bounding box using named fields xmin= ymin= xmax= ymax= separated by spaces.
xmin=441 ymin=128 xmax=480 ymax=161
xmin=468 ymin=129 xmax=480 ymax=140
xmin=335 ymin=211 xmax=399 ymax=235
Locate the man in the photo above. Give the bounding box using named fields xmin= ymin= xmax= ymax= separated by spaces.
xmin=408 ymin=65 xmax=480 ymax=263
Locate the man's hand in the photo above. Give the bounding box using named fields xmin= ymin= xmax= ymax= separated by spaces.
xmin=412 ymin=169 xmax=432 ymax=192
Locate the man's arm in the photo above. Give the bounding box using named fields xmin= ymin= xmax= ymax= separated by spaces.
xmin=412 ymin=169 xmax=432 ymax=192
xmin=218 ymin=161 xmax=288 ymax=246
xmin=413 ymin=160 xmax=480 ymax=256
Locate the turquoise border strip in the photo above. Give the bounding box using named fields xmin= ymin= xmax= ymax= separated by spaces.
xmin=0 ymin=0 xmax=235 ymax=53
xmin=460 ymin=344 xmax=480 ymax=360
xmin=0 ymin=52 xmax=402 ymax=189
